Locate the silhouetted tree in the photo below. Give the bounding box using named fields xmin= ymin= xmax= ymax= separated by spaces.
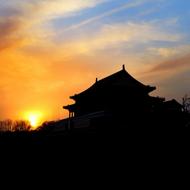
xmin=182 ymin=95 xmax=190 ymax=113
xmin=13 ymin=120 xmax=31 ymax=132
xmin=0 ymin=120 xmax=31 ymax=132
xmin=0 ymin=119 xmax=13 ymax=132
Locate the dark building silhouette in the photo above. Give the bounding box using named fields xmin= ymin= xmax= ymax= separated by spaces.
xmin=35 ymin=65 xmax=188 ymax=135
xmin=63 ymin=65 xmax=169 ymax=129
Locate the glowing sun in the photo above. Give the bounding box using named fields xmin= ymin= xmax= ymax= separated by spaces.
xmin=29 ymin=114 xmax=38 ymax=127
xmin=24 ymin=111 xmax=43 ymax=129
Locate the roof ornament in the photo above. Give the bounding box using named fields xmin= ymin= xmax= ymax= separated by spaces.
xmin=122 ymin=64 xmax=125 ymax=70
xmin=96 ymin=78 xmax=98 ymax=83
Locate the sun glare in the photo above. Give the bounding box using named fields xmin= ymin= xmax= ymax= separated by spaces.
xmin=24 ymin=111 xmax=43 ymax=129
xmin=29 ymin=115 xmax=38 ymax=127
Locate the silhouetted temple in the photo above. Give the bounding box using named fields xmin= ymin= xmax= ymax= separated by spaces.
xmin=63 ymin=65 xmax=166 ymax=128
xmin=37 ymin=65 xmax=187 ymax=133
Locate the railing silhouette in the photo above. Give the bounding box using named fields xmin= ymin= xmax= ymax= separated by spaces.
xmin=70 ymin=111 xmax=105 ymax=128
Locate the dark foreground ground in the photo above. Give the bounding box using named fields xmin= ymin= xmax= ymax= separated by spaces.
xmin=1 ymin=124 xmax=190 ymax=184
xmin=1 ymin=125 xmax=190 ymax=148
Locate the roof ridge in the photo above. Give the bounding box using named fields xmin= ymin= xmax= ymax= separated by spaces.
xmin=96 ymin=68 xmax=125 ymax=83
xmin=70 ymin=67 xmax=155 ymax=99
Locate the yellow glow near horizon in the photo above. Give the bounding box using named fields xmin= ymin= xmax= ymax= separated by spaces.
xmin=24 ymin=111 xmax=43 ymax=129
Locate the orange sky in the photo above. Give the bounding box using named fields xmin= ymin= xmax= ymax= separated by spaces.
xmin=0 ymin=0 xmax=190 ymax=124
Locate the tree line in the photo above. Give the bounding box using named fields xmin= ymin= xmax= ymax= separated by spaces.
xmin=0 ymin=119 xmax=31 ymax=132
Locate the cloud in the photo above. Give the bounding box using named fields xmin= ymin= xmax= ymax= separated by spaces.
xmin=149 ymin=53 xmax=190 ymax=73
xmin=148 ymin=45 xmax=190 ymax=58
xmin=0 ymin=3 xmax=25 ymax=51
xmin=141 ymin=53 xmax=190 ymax=101
xmin=141 ymin=45 xmax=190 ymax=80
xmin=0 ymin=0 xmax=181 ymax=54
xmin=1 ymin=0 xmax=106 ymax=17
xmin=0 ymin=0 xmax=106 ymax=51
xmin=99 ymin=21 xmax=180 ymax=43
xmin=54 ymin=21 xmax=182 ymax=58
xmin=148 ymin=47 xmax=178 ymax=58
xmin=63 ymin=0 xmax=153 ymax=31
xmin=139 ymin=45 xmax=190 ymax=86
xmin=18 ymin=0 xmax=107 ymax=22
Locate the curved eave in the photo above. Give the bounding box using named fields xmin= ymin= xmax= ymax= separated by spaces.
xmin=70 ymin=83 xmax=96 ymax=100
xmin=146 ymin=86 xmax=156 ymax=93
xmin=63 ymin=104 xmax=76 ymax=111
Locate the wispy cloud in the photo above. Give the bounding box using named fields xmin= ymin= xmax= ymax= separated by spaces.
xmin=63 ymin=0 xmax=153 ymax=31
xmin=24 ymin=0 xmax=107 ymax=21
xmin=54 ymin=20 xmax=182 ymax=58
xmin=148 ymin=45 xmax=190 ymax=58
xmin=0 ymin=0 xmax=107 ymax=51
xmin=0 ymin=18 xmax=21 ymax=51
xmin=149 ymin=53 xmax=190 ymax=73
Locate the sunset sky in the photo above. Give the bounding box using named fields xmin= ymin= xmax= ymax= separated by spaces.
xmin=0 ymin=0 xmax=190 ymax=124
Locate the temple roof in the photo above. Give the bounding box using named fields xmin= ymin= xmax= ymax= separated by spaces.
xmin=70 ymin=65 xmax=156 ymax=100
